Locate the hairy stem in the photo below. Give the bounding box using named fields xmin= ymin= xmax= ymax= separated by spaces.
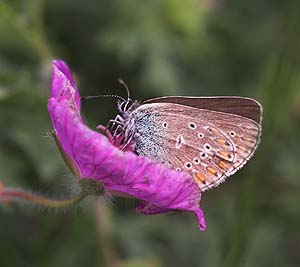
xmin=0 ymin=187 xmax=88 ymax=208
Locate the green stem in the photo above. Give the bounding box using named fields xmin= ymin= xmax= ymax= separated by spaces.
xmin=0 ymin=187 xmax=87 ymax=208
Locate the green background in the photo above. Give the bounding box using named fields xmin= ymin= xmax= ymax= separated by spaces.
xmin=0 ymin=1 xmax=299 ymax=266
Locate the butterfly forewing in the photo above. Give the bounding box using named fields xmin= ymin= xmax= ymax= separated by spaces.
xmin=132 ymin=100 xmax=262 ymax=192
xmin=143 ymin=96 xmax=262 ymax=124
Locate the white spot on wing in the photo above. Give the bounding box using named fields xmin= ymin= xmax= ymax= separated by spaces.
xmin=175 ymin=135 xmax=186 ymax=149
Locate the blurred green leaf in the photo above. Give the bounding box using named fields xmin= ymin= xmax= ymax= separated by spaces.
xmin=0 ymin=0 xmax=300 ymax=266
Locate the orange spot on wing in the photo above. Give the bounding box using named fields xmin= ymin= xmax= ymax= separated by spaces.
xmin=216 ymin=138 xmax=225 ymax=144
xmin=236 ymin=146 xmax=250 ymax=157
xmin=207 ymin=167 xmax=218 ymax=176
xmin=195 ymin=173 xmax=207 ymax=184
xmin=219 ymin=150 xmax=233 ymax=161
xmin=216 ymin=138 xmax=231 ymax=147
xmin=208 ymin=128 xmax=218 ymax=134
xmin=218 ymin=160 xmax=230 ymax=170
xmin=237 ymin=146 xmax=248 ymax=152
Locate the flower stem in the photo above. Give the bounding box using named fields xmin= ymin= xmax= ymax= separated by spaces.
xmin=0 ymin=187 xmax=88 ymax=208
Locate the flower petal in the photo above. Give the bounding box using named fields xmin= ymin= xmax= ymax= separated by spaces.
xmin=51 ymin=60 xmax=81 ymax=110
xmin=48 ymin=60 xmax=206 ymax=230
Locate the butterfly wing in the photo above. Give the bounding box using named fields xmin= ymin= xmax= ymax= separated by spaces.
xmin=132 ymin=99 xmax=262 ymax=191
xmin=143 ymin=96 xmax=262 ymax=124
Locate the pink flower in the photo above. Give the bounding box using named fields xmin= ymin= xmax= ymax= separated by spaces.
xmin=48 ymin=60 xmax=206 ymax=231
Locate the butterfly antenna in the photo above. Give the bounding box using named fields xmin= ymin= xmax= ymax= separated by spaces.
xmin=118 ymin=78 xmax=130 ymax=100
xmin=81 ymin=94 xmax=125 ymax=102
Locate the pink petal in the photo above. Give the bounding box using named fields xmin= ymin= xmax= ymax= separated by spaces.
xmin=51 ymin=60 xmax=81 ymax=110
xmin=48 ymin=60 xmax=206 ymax=231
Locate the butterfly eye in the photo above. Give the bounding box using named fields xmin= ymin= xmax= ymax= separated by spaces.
xmin=188 ymin=122 xmax=197 ymax=129
xmin=162 ymin=122 xmax=168 ymax=128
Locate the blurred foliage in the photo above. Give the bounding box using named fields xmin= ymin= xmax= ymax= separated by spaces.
xmin=0 ymin=0 xmax=300 ymax=266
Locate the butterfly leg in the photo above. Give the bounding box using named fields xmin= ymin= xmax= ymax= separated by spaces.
xmin=96 ymin=124 xmax=114 ymax=142
xmin=136 ymin=202 xmax=172 ymax=215
xmin=108 ymin=120 xmax=125 ymax=139
xmin=97 ymin=123 xmax=128 ymax=150
xmin=119 ymin=133 xmax=136 ymax=152
xmin=112 ymin=124 xmax=125 ymax=136
xmin=108 ymin=114 xmax=125 ymax=128
xmin=106 ymin=115 xmax=124 ymax=135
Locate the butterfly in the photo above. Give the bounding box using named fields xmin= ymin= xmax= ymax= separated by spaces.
xmin=105 ymin=94 xmax=262 ymax=192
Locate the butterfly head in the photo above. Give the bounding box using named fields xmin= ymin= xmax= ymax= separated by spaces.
xmin=107 ymin=80 xmax=141 ymax=149
xmin=116 ymin=79 xmax=140 ymax=118
xmin=117 ymin=97 xmax=140 ymax=119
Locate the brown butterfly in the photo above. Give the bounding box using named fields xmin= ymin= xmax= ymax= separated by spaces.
xmin=110 ymin=96 xmax=262 ymax=191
